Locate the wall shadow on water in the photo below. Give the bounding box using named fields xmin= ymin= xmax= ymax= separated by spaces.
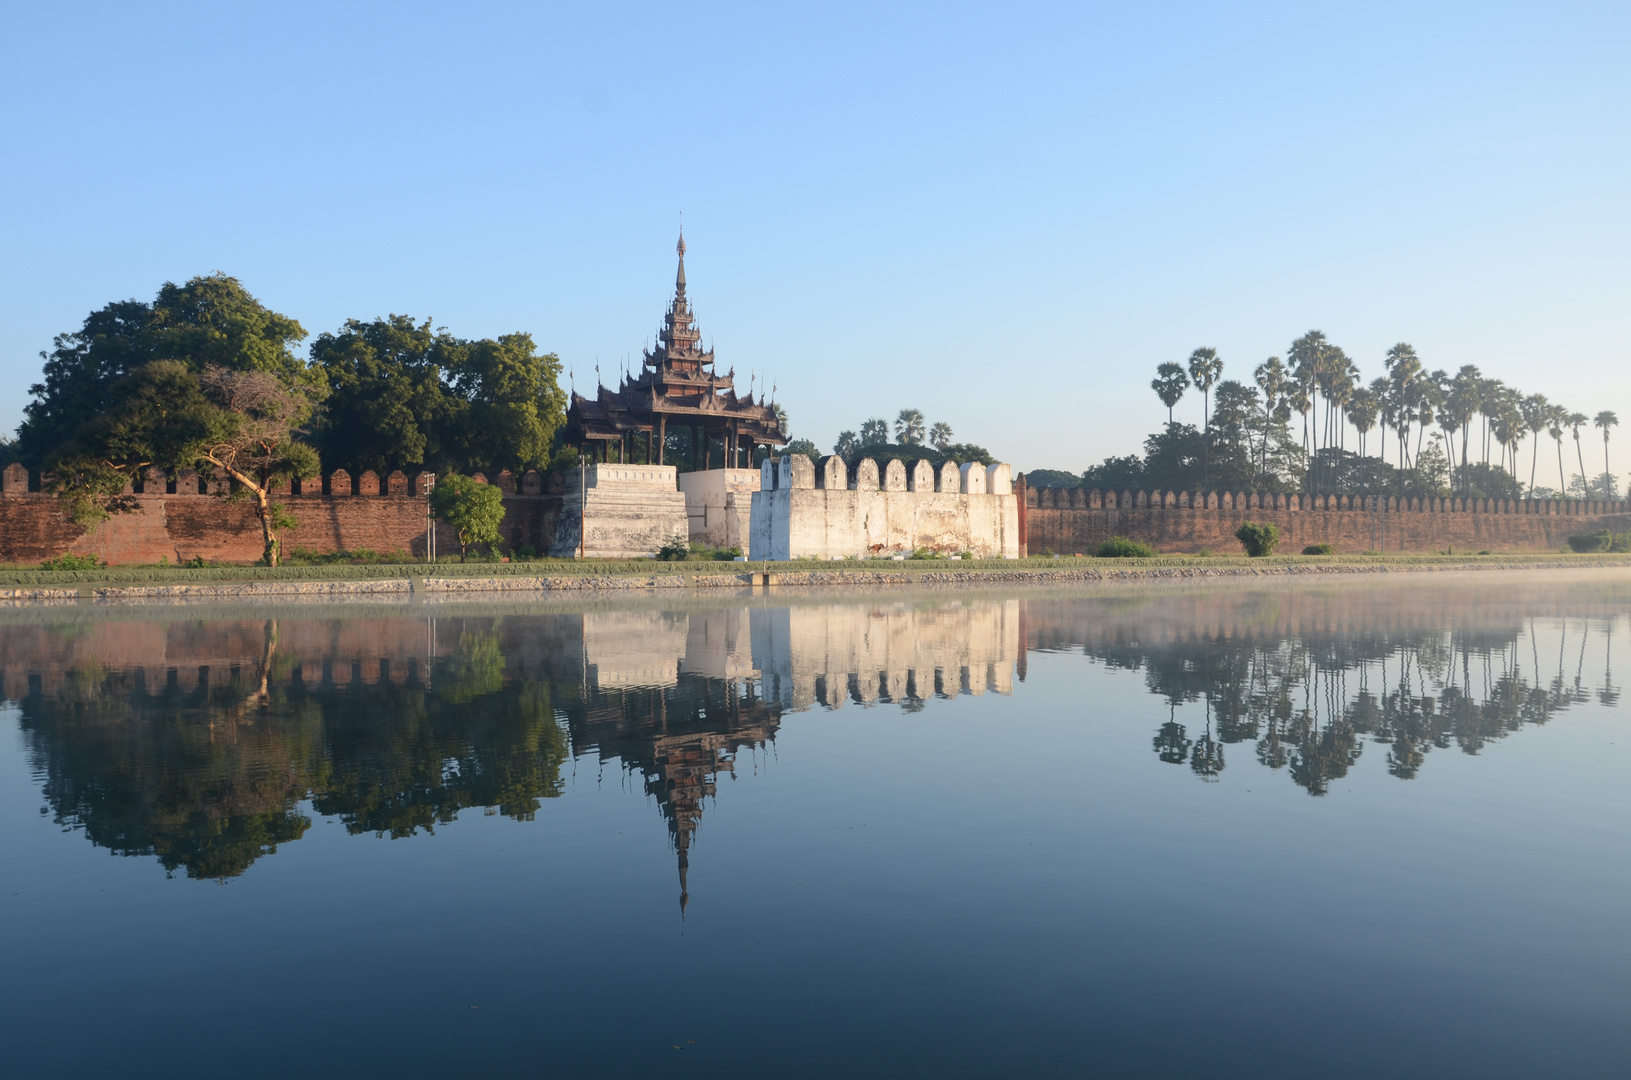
xmin=5 ymin=574 xmax=1627 ymax=884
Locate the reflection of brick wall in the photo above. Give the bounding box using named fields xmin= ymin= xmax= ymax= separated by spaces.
xmin=1016 ymin=480 xmax=1631 ymax=554
xmin=0 ymin=467 xmax=562 ymax=565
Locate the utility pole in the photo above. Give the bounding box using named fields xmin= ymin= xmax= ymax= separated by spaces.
xmin=578 ymin=452 xmax=587 ymax=559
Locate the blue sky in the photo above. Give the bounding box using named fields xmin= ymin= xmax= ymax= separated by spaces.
xmin=2 ymin=2 xmax=1626 ymax=476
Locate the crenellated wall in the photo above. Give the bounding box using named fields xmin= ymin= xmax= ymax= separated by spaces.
xmin=749 ymin=454 xmax=1020 ymax=560
xmin=1016 ymin=476 xmax=1631 ymax=554
xmin=0 ymin=463 xmax=562 ymax=565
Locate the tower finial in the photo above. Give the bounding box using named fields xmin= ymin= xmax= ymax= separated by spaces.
xmin=675 ymin=228 xmax=687 ymax=295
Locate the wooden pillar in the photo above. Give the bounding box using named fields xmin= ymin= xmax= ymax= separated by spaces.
xmin=657 ymin=417 xmax=666 ymax=465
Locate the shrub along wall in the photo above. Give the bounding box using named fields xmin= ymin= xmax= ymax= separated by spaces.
xmin=0 ymin=464 xmax=562 ymax=565
xmin=1015 ymin=476 xmax=1631 ymax=555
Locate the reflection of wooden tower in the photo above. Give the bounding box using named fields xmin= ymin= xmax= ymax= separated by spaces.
xmin=562 ymin=673 xmax=780 ymax=915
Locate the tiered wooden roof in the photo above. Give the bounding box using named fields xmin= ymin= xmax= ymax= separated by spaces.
xmin=566 ymin=232 xmax=783 ymax=464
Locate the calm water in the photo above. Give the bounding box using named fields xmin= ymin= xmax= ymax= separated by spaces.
xmin=1 ymin=574 xmax=1628 ymax=1078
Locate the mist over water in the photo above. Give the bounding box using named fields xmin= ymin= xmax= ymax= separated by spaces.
xmin=1 ymin=574 xmax=1627 ymax=1078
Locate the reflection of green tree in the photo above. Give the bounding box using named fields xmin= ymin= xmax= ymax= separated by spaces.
xmin=310 ymin=676 xmax=566 ymax=837
xmin=20 ymin=663 xmax=322 ymax=880
xmin=22 ymin=626 xmax=568 ymax=877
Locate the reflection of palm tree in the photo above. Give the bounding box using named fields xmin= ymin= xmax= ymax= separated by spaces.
xmin=1600 ymin=621 xmax=1619 ymax=706
xmin=1190 ymin=704 xmax=1224 ymax=781
xmin=1153 ymin=703 xmax=1192 ymax=765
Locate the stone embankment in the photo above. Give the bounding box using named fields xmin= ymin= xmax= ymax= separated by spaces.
xmin=2 ymin=558 xmax=1625 ymax=605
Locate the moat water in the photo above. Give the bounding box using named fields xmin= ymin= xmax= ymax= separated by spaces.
xmin=1 ymin=573 xmax=1627 ymax=1078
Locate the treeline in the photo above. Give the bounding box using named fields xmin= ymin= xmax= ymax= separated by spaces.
xmin=13 ymin=274 xmax=568 ymax=563
xmin=1039 ymin=333 xmax=1620 ymax=501
xmin=785 ymin=407 xmax=993 ymax=467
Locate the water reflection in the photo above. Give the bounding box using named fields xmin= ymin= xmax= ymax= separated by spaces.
xmin=4 ymin=578 xmax=1626 ymax=887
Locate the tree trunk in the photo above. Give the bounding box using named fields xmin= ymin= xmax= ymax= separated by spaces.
xmin=254 ymin=488 xmax=279 ymax=566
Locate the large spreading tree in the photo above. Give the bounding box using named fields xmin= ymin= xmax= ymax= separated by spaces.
xmin=26 ymin=274 xmax=325 ymax=565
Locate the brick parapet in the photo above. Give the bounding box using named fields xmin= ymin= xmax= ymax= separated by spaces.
xmin=0 ymin=466 xmax=562 ymax=564
xmin=1017 ymin=478 xmax=1631 ymax=554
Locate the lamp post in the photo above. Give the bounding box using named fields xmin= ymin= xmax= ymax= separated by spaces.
xmin=424 ymin=474 xmax=436 ymax=564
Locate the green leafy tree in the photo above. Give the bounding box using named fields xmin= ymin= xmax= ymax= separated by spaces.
xmin=430 ymin=473 xmax=505 ymax=560
xmin=309 ymin=315 xmax=460 ymax=474
xmin=19 ymin=274 xmax=315 ymax=468
xmin=445 ymin=333 xmax=567 ymax=474
xmin=781 ymin=438 xmax=820 ymax=458
xmin=1151 ymin=362 xmax=1189 ymax=425
xmin=49 ymin=362 xmax=321 ymax=565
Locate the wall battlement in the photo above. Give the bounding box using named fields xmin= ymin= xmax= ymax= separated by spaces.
xmin=749 ymin=454 xmax=1019 ymax=560
xmin=1017 ymin=476 xmax=1631 ymax=554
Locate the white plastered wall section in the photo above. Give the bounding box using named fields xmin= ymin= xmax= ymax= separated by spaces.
xmin=747 ymin=455 xmax=1019 ymax=561
xmin=677 ymin=468 xmax=760 ymax=554
xmin=550 ymin=464 xmax=689 ymax=559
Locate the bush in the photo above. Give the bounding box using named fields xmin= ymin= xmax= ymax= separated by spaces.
xmin=1302 ymin=543 xmax=1335 ymax=556
xmin=285 ymin=547 xmax=411 ymax=565
xmin=656 ymin=536 xmax=690 ymax=561
xmin=1568 ymin=530 xmax=1631 ymax=553
xmin=1235 ymin=521 xmax=1281 ymax=557
xmin=40 ymin=553 xmax=103 ymax=571
xmin=515 ymin=544 xmax=538 ymax=560
xmin=1097 ymin=536 xmax=1155 ymax=558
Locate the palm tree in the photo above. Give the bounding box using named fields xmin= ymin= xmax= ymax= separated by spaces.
xmin=1151 ymin=362 xmax=1189 ymax=426
xmin=894 ymin=408 xmax=926 ymax=446
xmin=1478 ymin=378 xmax=1506 ymax=467
xmin=1520 ymin=393 xmax=1550 ymax=497
xmin=1348 ymin=387 xmax=1379 ymax=493
xmin=1568 ymin=412 xmax=1589 ymax=497
xmin=1385 ymin=344 xmax=1422 ymax=475
xmin=929 ymin=421 xmax=953 ymax=451
xmin=1548 ymin=406 xmax=1568 ymax=495
xmin=1595 ymin=410 xmax=1619 ymax=497
xmin=859 ymin=417 xmax=889 ymax=446
xmin=1187 ymin=347 xmax=1223 ymax=489
xmin=1254 ymin=357 xmax=1286 ymax=478
xmin=834 ymin=430 xmax=861 ymax=458
xmin=1446 ymin=366 xmax=1482 ymax=495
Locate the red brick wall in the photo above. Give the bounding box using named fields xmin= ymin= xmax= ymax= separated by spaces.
xmin=1018 ymin=483 xmax=1631 ymax=555
xmin=0 ymin=489 xmax=562 ymax=565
